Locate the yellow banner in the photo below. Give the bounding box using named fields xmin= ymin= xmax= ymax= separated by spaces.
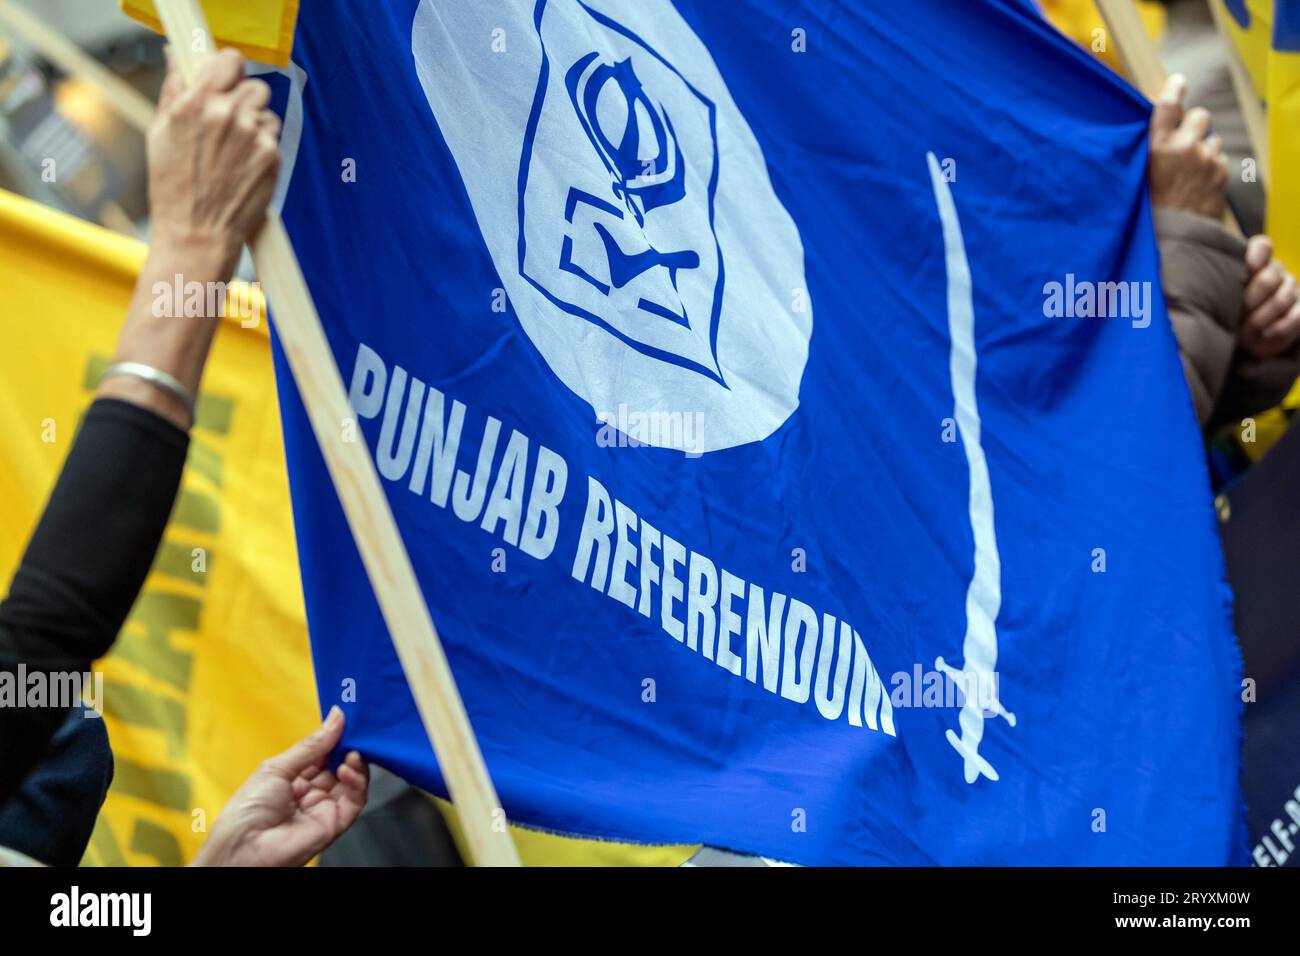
xmin=0 ymin=188 xmax=317 ymax=865
xmin=1041 ymin=0 xmax=1166 ymax=72
xmin=0 ymin=189 xmax=695 ymax=866
xmin=1220 ymin=1 xmax=1300 ymax=410
xmin=1219 ymin=0 xmax=1275 ymax=94
xmin=1217 ymin=2 xmax=1296 ymax=256
xmin=1266 ymin=17 xmax=1300 ymax=288
xmin=120 ymin=0 xmax=299 ymax=67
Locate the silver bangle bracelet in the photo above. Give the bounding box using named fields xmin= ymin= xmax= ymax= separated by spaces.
xmin=101 ymin=362 xmax=197 ymax=422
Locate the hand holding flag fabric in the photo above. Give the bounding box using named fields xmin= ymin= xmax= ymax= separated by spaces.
xmin=1148 ymin=74 xmax=1230 ymax=220
xmin=193 ymin=707 xmax=369 ymax=867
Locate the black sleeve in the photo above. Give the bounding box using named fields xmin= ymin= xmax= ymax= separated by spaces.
xmin=0 ymin=399 xmax=189 ymax=806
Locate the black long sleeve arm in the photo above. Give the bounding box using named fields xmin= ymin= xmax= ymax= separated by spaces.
xmin=0 ymin=398 xmax=188 ymax=806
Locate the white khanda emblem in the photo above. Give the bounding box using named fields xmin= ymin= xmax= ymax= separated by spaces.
xmin=411 ymin=0 xmax=813 ymax=454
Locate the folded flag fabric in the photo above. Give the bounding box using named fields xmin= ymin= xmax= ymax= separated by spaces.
xmin=267 ymin=0 xmax=1243 ymax=865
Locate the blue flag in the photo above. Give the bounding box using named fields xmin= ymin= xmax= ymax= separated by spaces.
xmin=267 ymin=0 xmax=1244 ymax=865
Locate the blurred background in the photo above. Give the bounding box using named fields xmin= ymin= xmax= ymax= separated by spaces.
xmin=0 ymin=0 xmax=163 ymax=235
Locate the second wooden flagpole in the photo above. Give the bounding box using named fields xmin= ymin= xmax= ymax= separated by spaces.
xmin=1094 ymin=0 xmax=1168 ymax=100
xmin=1094 ymin=0 xmax=1245 ymax=237
xmin=152 ymin=0 xmax=520 ymax=867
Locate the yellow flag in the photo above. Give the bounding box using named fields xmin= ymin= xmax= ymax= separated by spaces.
xmin=1219 ymin=1 xmax=1300 ymax=411
xmin=435 ymin=797 xmax=696 ymax=867
xmin=120 ymin=0 xmax=298 ymax=67
xmin=1268 ymin=9 xmax=1300 ymax=408
xmin=1040 ymin=0 xmax=1166 ymax=72
xmin=1218 ymin=0 xmax=1275 ymax=93
xmin=1217 ymin=2 xmax=1296 ymax=258
xmin=0 ymin=188 xmax=318 ymax=864
xmin=0 ymin=190 xmax=694 ymax=866
xmin=1265 ymin=12 xmax=1300 ymax=288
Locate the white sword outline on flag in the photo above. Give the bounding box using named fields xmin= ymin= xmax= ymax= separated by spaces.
xmin=926 ymin=152 xmax=1016 ymax=784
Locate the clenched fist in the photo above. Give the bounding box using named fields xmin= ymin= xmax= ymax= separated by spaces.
xmin=1148 ymin=74 xmax=1228 ymax=221
xmin=146 ymin=47 xmax=282 ymax=282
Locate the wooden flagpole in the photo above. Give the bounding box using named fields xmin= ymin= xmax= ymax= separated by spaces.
xmin=1094 ymin=0 xmax=1245 ymax=236
xmin=152 ymin=0 xmax=520 ymax=867
xmin=1094 ymin=0 xmax=1168 ymax=99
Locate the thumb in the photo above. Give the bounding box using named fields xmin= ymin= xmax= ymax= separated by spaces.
xmin=266 ymin=706 xmax=345 ymax=777
xmin=1245 ymin=234 xmax=1274 ymax=275
xmin=1150 ymin=73 xmax=1186 ymax=139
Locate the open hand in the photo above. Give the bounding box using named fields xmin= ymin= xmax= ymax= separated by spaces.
xmin=193 ymin=707 xmax=368 ymax=867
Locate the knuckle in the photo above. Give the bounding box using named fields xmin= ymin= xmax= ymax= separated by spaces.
xmin=173 ymin=90 xmax=203 ymax=120
xmin=202 ymin=99 xmax=235 ymax=126
xmin=241 ymin=79 xmax=272 ymax=104
xmin=255 ymin=145 xmax=282 ymax=177
xmin=256 ymin=133 xmax=281 ymax=159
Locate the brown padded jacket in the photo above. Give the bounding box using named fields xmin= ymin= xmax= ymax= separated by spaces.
xmin=1155 ymin=207 xmax=1300 ymax=429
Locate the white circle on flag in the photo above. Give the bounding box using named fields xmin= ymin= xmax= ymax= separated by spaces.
xmin=413 ymin=0 xmax=812 ymax=453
